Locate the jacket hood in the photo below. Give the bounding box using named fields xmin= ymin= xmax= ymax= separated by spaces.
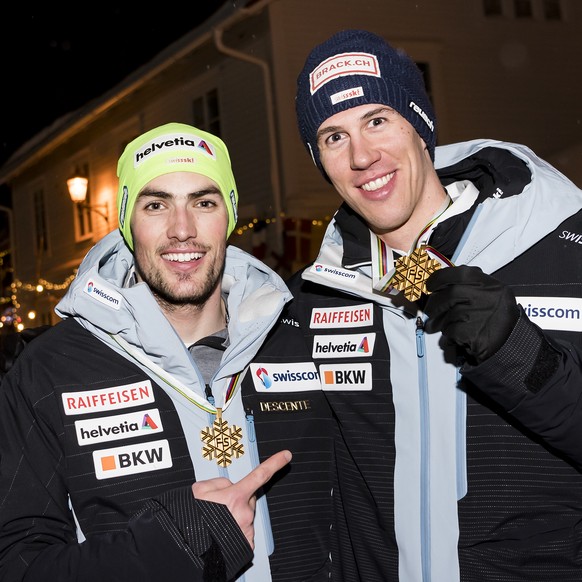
xmin=313 ymin=139 xmax=582 ymax=278
xmin=56 ymin=230 xmax=291 ymax=387
xmin=433 ymin=139 xmax=582 ymax=271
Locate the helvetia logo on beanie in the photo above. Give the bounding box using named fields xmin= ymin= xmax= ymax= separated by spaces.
xmin=133 ymin=133 xmax=216 ymax=167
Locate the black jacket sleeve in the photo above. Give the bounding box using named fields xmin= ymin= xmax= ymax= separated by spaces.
xmin=460 ymin=308 xmax=582 ymax=470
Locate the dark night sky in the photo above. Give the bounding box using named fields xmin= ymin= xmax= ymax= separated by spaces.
xmin=1 ymin=5 xmax=224 ymax=167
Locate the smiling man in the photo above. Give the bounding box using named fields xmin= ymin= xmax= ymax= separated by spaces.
xmin=130 ymin=172 xmax=230 ymax=343
xmin=0 ymin=123 xmax=332 ymax=581
xmin=290 ymin=29 xmax=582 ymax=582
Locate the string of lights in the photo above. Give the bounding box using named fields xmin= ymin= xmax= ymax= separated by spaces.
xmin=0 ymin=214 xmax=331 ymax=331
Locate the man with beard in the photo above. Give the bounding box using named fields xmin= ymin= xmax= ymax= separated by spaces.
xmin=0 ymin=123 xmax=332 ymax=581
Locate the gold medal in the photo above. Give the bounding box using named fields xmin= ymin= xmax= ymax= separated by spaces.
xmin=391 ymin=246 xmax=443 ymax=302
xmin=201 ymin=407 xmax=245 ymax=467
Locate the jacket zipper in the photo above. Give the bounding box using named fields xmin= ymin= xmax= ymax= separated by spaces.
xmin=246 ymin=412 xmax=275 ymax=554
xmin=416 ymin=316 xmax=431 ymax=582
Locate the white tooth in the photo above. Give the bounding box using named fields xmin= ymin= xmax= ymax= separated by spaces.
xmin=362 ymin=172 xmax=393 ymax=192
xmin=162 ymin=251 xmax=205 ymax=262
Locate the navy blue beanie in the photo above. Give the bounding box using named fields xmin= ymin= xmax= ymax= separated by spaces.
xmin=296 ymin=29 xmax=437 ymax=178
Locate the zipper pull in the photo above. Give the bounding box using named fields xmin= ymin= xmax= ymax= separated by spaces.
xmin=416 ymin=316 xmax=425 ymax=358
xmin=246 ymin=413 xmax=257 ymax=443
xmin=205 ymin=384 xmax=215 ymax=406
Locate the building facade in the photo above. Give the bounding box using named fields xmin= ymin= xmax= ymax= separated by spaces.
xmin=0 ymin=0 xmax=580 ymax=329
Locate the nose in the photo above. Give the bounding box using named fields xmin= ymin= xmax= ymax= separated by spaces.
xmin=167 ymin=205 xmax=197 ymax=241
xmin=350 ymin=134 xmax=380 ymax=170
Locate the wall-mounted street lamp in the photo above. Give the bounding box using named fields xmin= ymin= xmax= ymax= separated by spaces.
xmin=67 ymin=175 xmax=109 ymax=223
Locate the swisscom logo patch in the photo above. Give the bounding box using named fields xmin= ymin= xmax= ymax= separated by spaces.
xmin=249 ymin=362 xmax=321 ymax=392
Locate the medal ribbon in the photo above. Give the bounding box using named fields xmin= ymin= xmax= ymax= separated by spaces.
xmin=111 ymin=333 xmax=245 ymax=467
xmin=371 ymin=195 xmax=455 ymax=300
xmin=111 ymin=333 xmax=242 ymax=413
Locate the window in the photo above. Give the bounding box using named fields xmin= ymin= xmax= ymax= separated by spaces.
xmin=514 ymin=0 xmax=534 ymax=18
xmin=72 ymin=162 xmax=93 ymax=240
xmin=33 ymin=188 xmax=48 ymax=254
xmin=193 ymin=89 xmax=221 ymax=136
xmin=416 ymin=62 xmax=434 ymax=106
xmin=483 ymin=0 xmax=563 ymax=20
xmin=483 ymin=0 xmax=503 ymax=16
xmin=75 ymin=199 xmax=93 ymax=238
xmin=543 ymin=0 xmax=562 ymax=20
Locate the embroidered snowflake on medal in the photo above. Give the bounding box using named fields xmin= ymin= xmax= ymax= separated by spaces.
xmin=391 ymin=245 xmax=445 ymax=302
xmin=201 ymin=407 xmax=245 ymax=467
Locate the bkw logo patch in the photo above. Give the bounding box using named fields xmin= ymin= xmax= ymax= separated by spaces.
xmin=319 ymin=363 xmax=372 ymax=391
xmin=93 ymin=439 xmax=172 ymax=479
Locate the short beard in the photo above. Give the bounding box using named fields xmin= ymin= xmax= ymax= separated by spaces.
xmin=135 ymin=250 xmax=226 ymax=313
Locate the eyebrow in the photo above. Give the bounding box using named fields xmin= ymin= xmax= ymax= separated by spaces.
xmin=137 ymin=185 xmax=222 ymax=201
xmin=362 ymin=106 xmax=395 ymax=119
xmin=316 ymin=106 xmax=396 ymax=142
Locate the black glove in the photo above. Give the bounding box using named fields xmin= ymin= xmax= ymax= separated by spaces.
xmin=424 ymin=265 xmax=520 ymax=365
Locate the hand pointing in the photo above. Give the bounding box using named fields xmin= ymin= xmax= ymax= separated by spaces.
xmin=191 ymin=450 xmax=292 ymax=548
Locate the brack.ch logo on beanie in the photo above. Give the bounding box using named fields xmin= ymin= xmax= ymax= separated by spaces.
xmin=295 ymin=29 xmax=437 ymax=179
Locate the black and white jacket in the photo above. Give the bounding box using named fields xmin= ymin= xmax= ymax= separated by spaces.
xmin=0 ymin=237 xmax=332 ymax=582
xmin=287 ymin=139 xmax=582 ymax=581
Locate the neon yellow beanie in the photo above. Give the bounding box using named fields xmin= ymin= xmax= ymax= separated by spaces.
xmin=116 ymin=122 xmax=239 ymax=250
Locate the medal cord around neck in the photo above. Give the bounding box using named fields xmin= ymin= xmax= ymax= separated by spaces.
xmin=110 ymin=333 xmax=241 ymax=414
xmin=413 ymin=192 xmax=453 ymax=251
xmin=373 ymin=193 xmax=453 ymax=282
